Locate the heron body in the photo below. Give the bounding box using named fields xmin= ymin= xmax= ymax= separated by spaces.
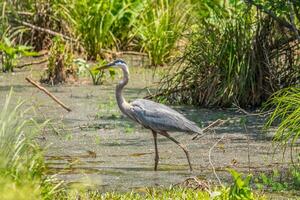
xmin=100 ymin=59 xmax=202 ymax=171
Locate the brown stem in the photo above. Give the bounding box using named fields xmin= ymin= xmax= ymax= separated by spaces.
xmin=16 ymin=58 xmax=48 ymax=69
xmin=14 ymin=19 xmax=75 ymax=41
xmin=245 ymin=0 xmax=300 ymax=34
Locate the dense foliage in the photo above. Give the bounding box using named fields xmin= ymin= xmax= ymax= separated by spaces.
xmin=265 ymin=87 xmax=300 ymax=148
xmin=0 ymin=0 xmax=191 ymax=65
xmin=0 ymin=90 xmax=60 ymax=199
xmin=156 ymin=0 xmax=300 ymax=107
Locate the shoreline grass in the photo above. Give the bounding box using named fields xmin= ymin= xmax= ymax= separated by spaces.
xmin=0 ymin=89 xmax=61 ymax=200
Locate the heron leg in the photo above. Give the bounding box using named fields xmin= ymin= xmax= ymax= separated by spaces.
xmin=159 ymin=131 xmax=193 ymax=171
xmin=152 ymin=130 xmax=159 ymax=171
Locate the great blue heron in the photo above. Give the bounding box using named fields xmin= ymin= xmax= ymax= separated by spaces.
xmin=98 ymin=59 xmax=202 ymax=171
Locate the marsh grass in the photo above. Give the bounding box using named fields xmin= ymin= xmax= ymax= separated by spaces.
xmin=53 ymin=185 xmax=267 ymax=200
xmin=59 ymin=0 xmax=143 ymax=59
xmin=264 ymin=87 xmax=300 ymax=147
xmin=2 ymin=0 xmax=192 ymax=67
xmin=155 ymin=1 xmax=300 ymax=107
xmin=0 ymin=89 xmax=61 ymax=199
xmin=137 ymin=0 xmax=190 ymax=66
xmin=156 ymin=2 xmax=255 ymax=107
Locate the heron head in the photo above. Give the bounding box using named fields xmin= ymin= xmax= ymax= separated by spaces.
xmin=98 ymin=59 xmax=127 ymax=70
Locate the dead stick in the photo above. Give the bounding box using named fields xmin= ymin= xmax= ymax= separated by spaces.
xmin=17 ymin=58 xmax=48 ymax=69
xmin=25 ymin=77 xmax=71 ymax=112
xmin=192 ymin=119 xmax=226 ymax=140
xmin=209 ymin=134 xmax=225 ymax=186
xmin=15 ymin=20 xmax=75 ymax=41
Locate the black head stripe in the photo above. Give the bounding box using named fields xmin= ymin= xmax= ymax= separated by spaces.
xmin=114 ymin=59 xmax=126 ymax=65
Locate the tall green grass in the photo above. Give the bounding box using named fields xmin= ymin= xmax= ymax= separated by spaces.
xmin=54 ymin=186 xmax=265 ymax=200
xmin=0 ymin=90 xmax=60 ymax=199
xmin=56 ymin=0 xmax=191 ymax=63
xmin=59 ymin=0 xmax=143 ymax=59
xmin=136 ymin=0 xmax=190 ymax=66
xmin=156 ymin=1 xmax=256 ymax=106
xmin=2 ymin=0 xmax=192 ymax=67
xmin=155 ymin=1 xmax=300 ymax=107
xmin=265 ymin=87 xmax=300 ymax=147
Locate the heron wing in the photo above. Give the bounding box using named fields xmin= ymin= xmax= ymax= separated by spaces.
xmin=128 ymin=99 xmax=201 ymax=134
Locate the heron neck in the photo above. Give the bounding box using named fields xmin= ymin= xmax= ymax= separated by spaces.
xmin=116 ymin=65 xmax=130 ymax=115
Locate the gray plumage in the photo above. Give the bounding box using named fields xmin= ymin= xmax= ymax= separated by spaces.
xmin=99 ymin=59 xmax=202 ymax=171
xmin=128 ymin=99 xmax=202 ymax=134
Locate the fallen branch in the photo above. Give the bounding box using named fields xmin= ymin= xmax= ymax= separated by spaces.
xmin=192 ymin=119 xmax=226 ymax=140
xmin=232 ymin=103 xmax=273 ymax=117
xmin=245 ymin=0 xmax=300 ymax=34
xmin=25 ymin=77 xmax=71 ymax=112
xmin=16 ymin=58 xmax=48 ymax=69
xmin=14 ymin=19 xmax=75 ymax=41
xmin=209 ymin=134 xmax=225 ymax=186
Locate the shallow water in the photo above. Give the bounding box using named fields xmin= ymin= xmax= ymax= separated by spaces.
xmin=0 ymin=59 xmax=293 ymax=192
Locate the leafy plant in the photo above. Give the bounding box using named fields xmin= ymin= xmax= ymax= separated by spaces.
xmin=41 ymin=36 xmax=76 ymax=84
xmin=254 ymin=167 xmax=300 ymax=191
xmin=256 ymin=170 xmax=288 ymax=192
xmin=1 ymin=0 xmax=73 ymax=50
xmin=228 ymin=169 xmax=254 ymax=200
xmin=0 ymin=37 xmax=37 ymax=72
xmin=75 ymin=58 xmax=116 ymax=85
xmin=291 ymin=167 xmax=300 ymax=189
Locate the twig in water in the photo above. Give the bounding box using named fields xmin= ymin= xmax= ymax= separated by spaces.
xmin=192 ymin=119 xmax=226 ymax=140
xmin=232 ymin=103 xmax=273 ymax=117
xmin=243 ymin=124 xmax=251 ymax=173
xmin=209 ymin=134 xmax=225 ymax=186
xmin=25 ymin=77 xmax=72 ymax=112
xmin=16 ymin=58 xmax=48 ymax=69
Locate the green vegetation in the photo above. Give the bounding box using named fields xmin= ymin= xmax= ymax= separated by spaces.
xmin=41 ymin=37 xmax=76 ymax=84
xmin=265 ymin=87 xmax=300 ymax=147
xmin=75 ymin=58 xmax=116 ymax=85
xmin=228 ymin=169 xmax=254 ymax=200
xmin=254 ymin=167 xmax=300 ymax=192
xmin=49 ymin=168 xmax=266 ymax=200
xmin=137 ymin=0 xmax=190 ymax=66
xmin=59 ymin=0 xmax=142 ymax=59
xmin=1 ymin=0 xmax=300 ymax=199
xmin=2 ymin=0 xmax=298 ymax=103
xmin=0 ymin=37 xmax=37 ymax=72
xmin=156 ymin=1 xmax=300 ymax=107
xmin=53 ymin=186 xmax=265 ymax=200
xmin=0 ymin=90 xmax=60 ymax=199
xmin=0 ymin=0 xmax=193 ymax=66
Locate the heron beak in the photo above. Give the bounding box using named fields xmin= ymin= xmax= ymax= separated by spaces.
xmin=96 ymin=62 xmax=114 ymax=70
